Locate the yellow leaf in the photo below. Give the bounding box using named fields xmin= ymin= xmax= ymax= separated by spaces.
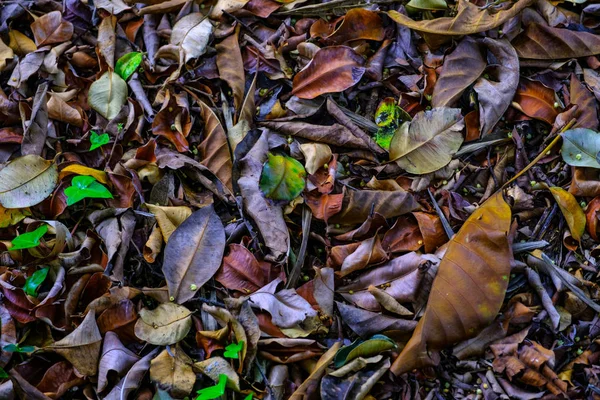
xmin=0 ymin=39 xmax=14 ymax=72
xmin=0 ymin=205 xmax=30 ymax=228
xmin=59 ymin=164 xmax=109 ymax=184
xmin=549 ymin=186 xmax=586 ymax=242
xmin=145 ymin=204 xmax=192 ymax=242
xmin=8 ymin=30 xmax=37 ymax=56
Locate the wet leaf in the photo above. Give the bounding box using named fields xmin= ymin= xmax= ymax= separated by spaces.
xmin=88 ymin=71 xmax=128 ymax=120
xmin=0 ymin=155 xmax=58 ymax=208
xmin=162 ymin=205 xmax=225 ymax=303
xmin=115 ymin=51 xmax=143 ymax=81
xmin=134 ymin=302 xmax=192 ymax=345
xmin=259 ymin=153 xmax=306 ymax=201
xmin=549 ymin=186 xmax=586 ymax=242
xmin=292 ymin=46 xmax=366 ymax=99
xmin=10 ymin=224 xmax=47 ymax=250
xmin=391 ymin=192 xmax=512 ymax=375
xmin=64 ymin=175 xmax=113 ymax=206
xmin=389 ymin=107 xmax=464 ymax=174
xmin=561 ymin=128 xmax=600 ymax=168
xmin=89 ymin=131 xmax=110 ymax=151
xmin=23 ymin=266 xmax=49 ymax=297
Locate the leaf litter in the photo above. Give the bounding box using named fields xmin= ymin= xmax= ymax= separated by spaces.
xmin=1 ymin=0 xmax=600 ymax=399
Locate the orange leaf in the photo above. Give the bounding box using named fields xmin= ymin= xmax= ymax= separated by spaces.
xmin=512 ymin=79 xmax=560 ymax=125
xmin=391 ymin=192 xmax=512 ymax=375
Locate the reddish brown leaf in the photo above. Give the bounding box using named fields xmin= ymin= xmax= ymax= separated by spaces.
xmin=512 ymin=79 xmax=560 ymax=125
xmin=513 ymin=23 xmax=600 ymax=59
xmin=216 ymin=30 xmax=245 ymax=113
xmin=312 ymin=9 xmax=385 ymax=45
xmin=304 ymin=192 xmax=343 ymax=222
xmin=569 ymin=73 xmax=599 ymax=130
xmin=292 ymin=46 xmax=365 ymax=99
xmin=30 ymin=11 xmax=73 ymax=47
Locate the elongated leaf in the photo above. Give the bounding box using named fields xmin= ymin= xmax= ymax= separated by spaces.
xmin=216 ymin=31 xmax=244 ymax=112
xmin=88 ymin=71 xmax=128 ymax=120
xmin=474 ymin=38 xmax=520 ymax=136
xmin=170 ymin=13 xmax=213 ymax=63
xmin=389 ymin=108 xmax=464 ymax=174
xmin=388 ymin=0 xmax=534 ymax=38
xmin=391 ymin=192 xmax=512 ymax=375
xmin=334 ymin=335 xmax=396 ymax=368
xmin=318 ymin=9 xmax=385 ymax=45
xmin=432 ymin=37 xmax=486 ymax=108
xmin=0 ymin=155 xmax=58 ymax=208
xmin=549 ymin=187 xmax=586 ymax=242
xmin=329 ymin=189 xmax=419 ymax=225
xmin=561 ymin=128 xmax=600 ymax=168
xmin=513 ymin=23 xmax=600 ymax=59
xmin=570 ymin=74 xmax=599 ymax=130
xmin=115 ymin=52 xmax=143 ymax=81
xmin=292 ymin=46 xmax=365 ymax=99
xmin=162 ymin=205 xmax=226 ymax=303
xmin=197 ymin=100 xmax=233 ymax=191
xmin=11 ymin=225 xmax=47 ymax=250
xmin=259 ymin=153 xmax=306 ymax=201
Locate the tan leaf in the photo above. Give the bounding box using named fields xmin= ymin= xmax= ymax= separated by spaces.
xmin=134 ymin=302 xmax=192 ymax=345
xmin=150 ymin=346 xmax=196 ymax=398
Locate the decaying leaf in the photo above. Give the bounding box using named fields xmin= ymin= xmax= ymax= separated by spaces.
xmin=0 ymin=155 xmax=58 ymax=208
xmin=134 ymin=302 xmax=192 ymax=345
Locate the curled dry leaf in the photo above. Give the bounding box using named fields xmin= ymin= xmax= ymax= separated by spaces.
xmin=0 ymin=155 xmax=58 ymax=208
xmin=162 ymin=205 xmax=225 ymax=303
xmin=46 ymin=311 xmax=102 ymax=376
xmin=150 ymin=346 xmax=196 ymax=398
xmin=134 ymin=302 xmax=192 ymax=345
xmin=391 ymin=192 xmax=512 ymax=375
xmin=292 ymin=46 xmax=366 ymax=99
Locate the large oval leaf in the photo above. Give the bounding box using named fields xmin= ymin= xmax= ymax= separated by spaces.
xmin=88 ymin=71 xmax=128 ymax=120
xmin=292 ymin=46 xmax=365 ymax=100
xmin=389 ymin=107 xmax=464 ymax=174
xmin=391 ymin=192 xmax=512 ymax=375
xmin=0 ymin=155 xmax=58 ymax=208
xmin=561 ymin=128 xmax=600 ymax=168
xmin=512 ymin=79 xmax=559 ymax=125
xmin=162 ymin=205 xmax=226 ymax=303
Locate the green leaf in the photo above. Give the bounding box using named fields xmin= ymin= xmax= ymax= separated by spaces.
xmin=89 ymin=130 xmax=110 ymax=151
xmin=374 ymin=98 xmax=411 ymax=150
xmin=196 ymin=374 xmax=227 ymax=400
xmin=259 ymin=153 xmax=306 ymax=201
xmin=561 ymin=128 xmax=600 ymax=168
xmin=224 ymin=341 xmax=244 ymax=359
xmin=64 ymin=175 xmax=113 ymax=206
xmin=0 ymin=366 xmax=8 ymax=379
xmin=10 ymin=225 xmax=48 ymax=250
xmin=23 ymin=266 xmax=49 ymax=297
xmin=88 ymin=71 xmax=128 ymax=120
xmin=333 ymin=334 xmax=396 ymax=368
xmin=3 ymin=344 xmax=35 ymax=353
xmin=115 ymin=52 xmax=143 ymax=81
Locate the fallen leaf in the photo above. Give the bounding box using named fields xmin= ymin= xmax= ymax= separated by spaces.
xmin=391 ymin=192 xmax=512 ymax=375
xmin=549 ymin=186 xmax=586 ymax=242
xmin=150 ymin=346 xmax=196 ymax=398
xmin=97 ymin=331 xmax=141 ymax=392
xmin=329 ymin=189 xmax=419 ymax=225
xmin=512 ymin=79 xmax=559 ymax=125
xmin=88 ymin=71 xmax=128 ymax=121
xmin=193 ymin=356 xmax=240 ymax=392
xmin=561 ymin=128 xmax=600 ymax=168
xmin=30 ymin=11 xmax=73 ymax=47
xmin=46 ymin=311 xmax=102 ymax=376
xmin=134 ymin=302 xmax=192 ymax=345
xmin=292 ymin=46 xmax=366 ymax=99
xmin=162 ymin=205 xmax=225 ymax=303
xmin=260 ymin=153 xmax=306 ymax=201
xmin=170 ymin=13 xmax=213 ymax=63
xmin=513 ymin=23 xmax=600 ymax=59
xmin=216 ymin=31 xmax=245 ymax=112
xmin=336 ymin=302 xmax=418 ymax=337
xmin=0 ymin=155 xmax=58 ymax=208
